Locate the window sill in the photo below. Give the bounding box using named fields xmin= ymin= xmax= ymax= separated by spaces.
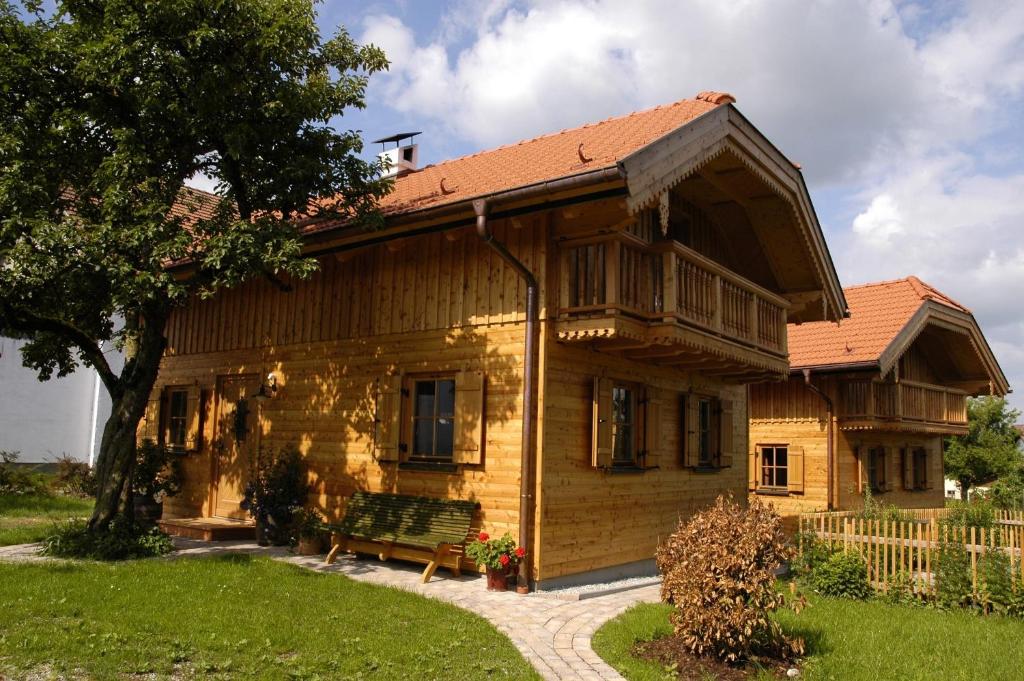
xmin=604 ymin=465 xmax=659 ymax=475
xmin=754 ymin=488 xmax=791 ymax=497
xmin=398 ymin=461 xmax=459 ymax=474
xmin=691 ymin=466 xmax=724 ymax=474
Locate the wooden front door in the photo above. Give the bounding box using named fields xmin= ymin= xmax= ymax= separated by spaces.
xmin=212 ymin=375 xmax=260 ymax=519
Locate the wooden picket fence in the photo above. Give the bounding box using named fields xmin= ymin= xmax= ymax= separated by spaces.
xmin=798 ymin=511 xmax=1024 ymax=600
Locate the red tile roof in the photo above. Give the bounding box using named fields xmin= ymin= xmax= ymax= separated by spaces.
xmin=788 ymin=276 xmax=970 ymax=369
xmin=373 ymin=93 xmax=733 ymax=217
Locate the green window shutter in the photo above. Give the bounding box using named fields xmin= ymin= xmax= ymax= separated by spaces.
xmin=374 ymin=374 xmax=403 ymax=462
xmin=592 ymin=377 xmax=613 ymax=468
xmin=453 ymin=370 xmax=485 ymax=465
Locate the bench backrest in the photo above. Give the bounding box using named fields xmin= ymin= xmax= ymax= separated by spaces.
xmin=337 ymin=491 xmax=477 ymax=549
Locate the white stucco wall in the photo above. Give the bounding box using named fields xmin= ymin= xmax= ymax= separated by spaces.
xmin=0 ymin=336 xmax=123 ymax=465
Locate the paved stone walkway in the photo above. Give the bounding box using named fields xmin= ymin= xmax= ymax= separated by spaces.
xmin=2 ymin=539 xmax=661 ymax=681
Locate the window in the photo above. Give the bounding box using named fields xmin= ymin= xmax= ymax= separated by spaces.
xmin=697 ymin=397 xmax=718 ymax=467
xmin=410 ymin=377 xmax=456 ymax=462
xmin=611 ymin=386 xmax=637 ymax=465
xmin=760 ymin=445 xmax=789 ymax=489
xmin=912 ymin=448 xmax=928 ymax=490
xmin=167 ymin=389 xmax=188 ymax=449
xmin=867 ymin=446 xmax=886 ymax=493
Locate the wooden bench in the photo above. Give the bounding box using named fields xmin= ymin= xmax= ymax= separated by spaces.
xmin=324 ymin=491 xmax=478 ymax=583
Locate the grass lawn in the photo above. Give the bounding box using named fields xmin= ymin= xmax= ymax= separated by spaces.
xmin=594 ymin=595 xmax=1024 ymax=681
xmin=0 ymin=554 xmax=539 ymax=680
xmin=0 ymin=494 xmax=94 ymax=546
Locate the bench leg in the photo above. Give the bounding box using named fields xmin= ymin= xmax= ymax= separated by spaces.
xmin=422 ymin=545 xmax=451 ymax=583
xmin=325 ymin=535 xmax=346 ymax=565
xmin=450 ymin=553 xmax=462 ymax=578
xmin=378 ymin=542 xmax=394 ymax=562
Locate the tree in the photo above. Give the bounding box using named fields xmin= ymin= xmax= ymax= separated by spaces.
xmin=945 ymin=396 xmax=1022 ymax=500
xmin=0 ymin=0 xmax=389 ymax=532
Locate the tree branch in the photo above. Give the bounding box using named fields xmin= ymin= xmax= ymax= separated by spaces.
xmin=1 ymin=304 xmax=121 ymax=395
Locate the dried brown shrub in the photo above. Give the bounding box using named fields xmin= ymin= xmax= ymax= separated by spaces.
xmin=656 ymin=494 xmax=802 ymax=664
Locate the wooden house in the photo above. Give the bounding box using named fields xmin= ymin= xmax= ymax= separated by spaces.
xmin=147 ymin=91 xmax=845 ymax=588
xmin=749 ymin=277 xmax=1009 ymax=516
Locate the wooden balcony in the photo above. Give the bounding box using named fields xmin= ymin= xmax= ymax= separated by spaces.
xmin=840 ymin=379 xmax=968 ymax=434
xmin=556 ymin=233 xmax=789 ymax=379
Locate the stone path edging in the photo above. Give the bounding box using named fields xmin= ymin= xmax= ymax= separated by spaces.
xmin=1 ymin=539 xmax=661 ymax=681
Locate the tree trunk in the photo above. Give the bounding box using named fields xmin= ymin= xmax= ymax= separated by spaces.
xmin=88 ymin=308 xmax=167 ymax=532
xmin=959 ymin=477 xmax=972 ymax=502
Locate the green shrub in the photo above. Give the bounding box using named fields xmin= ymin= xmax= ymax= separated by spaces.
xmin=0 ymin=451 xmax=51 ymax=497
xmin=881 ymin=570 xmax=920 ymax=606
xmin=944 ymin=500 xmax=995 ymax=529
xmin=40 ymin=518 xmax=174 ymax=560
xmin=792 ymin=530 xmax=834 ymax=578
xmin=935 ymin=536 xmax=973 ymax=609
xmin=811 ymin=551 xmax=871 ymax=599
xmin=978 ymin=549 xmax=1024 ymax=617
xmin=858 ymin=486 xmax=915 ymax=523
xmin=240 ymin=448 xmax=308 ymax=546
xmin=52 ymin=454 xmax=96 ymax=497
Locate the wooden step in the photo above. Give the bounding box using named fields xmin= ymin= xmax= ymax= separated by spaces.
xmin=159 ymin=517 xmax=256 ymax=541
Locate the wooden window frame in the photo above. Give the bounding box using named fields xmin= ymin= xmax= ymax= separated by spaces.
xmin=697 ymin=395 xmax=720 ymax=469
xmin=165 ymin=387 xmax=189 ymax=451
xmin=912 ymin=447 xmax=928 ymax=491
xmin=610 ymin=382 xmax=643 ymax=467
xmin=758 ymin=444 xmax=789 ymax=491
xmin=867 ymin=446 xmax=887 ymax=493
xmin=404 ymin=373 xmax=457 ymax=464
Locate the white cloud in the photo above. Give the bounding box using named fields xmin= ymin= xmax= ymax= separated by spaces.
xmin=357 ymin=0 xmax=1024 ymax=401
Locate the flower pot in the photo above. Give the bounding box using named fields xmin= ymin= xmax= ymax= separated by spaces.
xmin=255 ymin=517 xmax=271 ymax=546
xmin=486 ymin=566 xmax=512 ymax=592
xmin=296 ymin=535 xmax=322 ymax=556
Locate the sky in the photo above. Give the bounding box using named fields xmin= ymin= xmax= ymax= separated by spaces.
xmin=221 ymin=0 xmax=1024 ymax=411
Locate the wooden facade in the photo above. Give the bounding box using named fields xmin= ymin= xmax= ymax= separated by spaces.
xmin=749 ymin=293 xmax=1009 ymax=519
xmin=144 ymin=99 xmax=846 ymax=586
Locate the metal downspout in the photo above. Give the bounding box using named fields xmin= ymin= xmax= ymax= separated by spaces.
xmin=474 ymin=198 xmax=538 ymax=591
xmin=802 ymin=368 xmax=835 ymax=510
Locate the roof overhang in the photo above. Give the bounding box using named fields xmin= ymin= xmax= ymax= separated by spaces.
xmin=877 ymin=300 xmax=1010 ymax=396
xmin=617 ymin=104 xmax=846 ymax=324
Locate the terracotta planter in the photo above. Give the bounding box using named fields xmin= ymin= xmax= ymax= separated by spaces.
xmin=486 ymin=566 xmax=512 ymax=591
xmin=296 ymin=535 xmax=322 ymax=556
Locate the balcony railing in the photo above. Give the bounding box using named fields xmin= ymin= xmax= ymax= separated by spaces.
xmin=559 ymin=234 xmax=788 ymax=355
xmin=841 ymin=379 xmax=968 ymax=427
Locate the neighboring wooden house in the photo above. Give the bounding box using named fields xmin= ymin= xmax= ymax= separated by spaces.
xmin=147 ymin=91 xmax=845 ymax=588
xmin=749 ymin=277 xmax=1009 ymax=516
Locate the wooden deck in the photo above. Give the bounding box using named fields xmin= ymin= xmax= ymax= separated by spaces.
xmin=159 ymin=517 xmax=256 ymax=541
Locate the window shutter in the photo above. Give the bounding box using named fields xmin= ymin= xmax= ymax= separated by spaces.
xmin=788 ymin=447 xmax=805 ymax=493
xmin=683 ymin=394 xmax=699 ymax=467
xmin=374 ymin=374 xmax=403 ymax=462
xmin=902 ymin=446 xmax=914 ymax=490
xmin=885 ymin=447 xmax=897 ymax=491
xmin=184 ymin=385 xmax=203 ymax=452
xmin=592 ymin=377 xmax=613 ymax=468
xmin=643 ymin=394 xmax=661 ymax=468
xmin=748 ymin=447 xmax=759 ymax=491
xmin=718 ymin=399 xmax=734 ymax=468
xmin=140 ymin=387 xmax=164 ymax=444
xmin=454 ymin=370 xmax=485 ymax=465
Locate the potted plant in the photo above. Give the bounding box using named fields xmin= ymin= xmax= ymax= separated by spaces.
xmin=292 ymin=507 xmax=326 ymax=555
xmin=465 ymin=531 xmax=526 ymax=592
xmin=132 ymin=439 xmax=183 ymax=524
xmin=240 ymin=448 xmax=308 ymax=546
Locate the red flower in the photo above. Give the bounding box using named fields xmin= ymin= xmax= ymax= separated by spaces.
xmin=514 ymin=547 xmax=526 ymax=558
xmin=478 ymin=532 xmax=489 ymax=542
xmin=499 ymin=554 xmax=510 ymax=567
